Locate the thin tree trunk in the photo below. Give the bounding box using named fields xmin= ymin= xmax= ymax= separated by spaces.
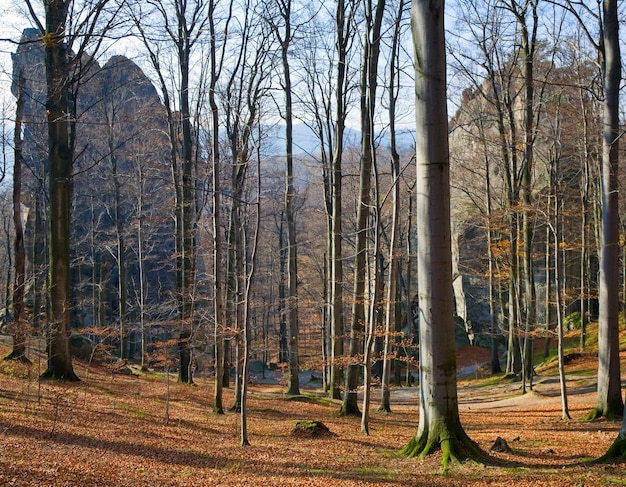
xmin=362 ymin=145 xmax=382 ymax=435
xmin=241 ymin=153 xmax=262 ymax=447
xmin=552 ymin=156 xmax=571 ymax=421
xmin=137 ymin=162 xmax=147 ymax=369
xmin=341 ymin=0 xmax=385 ymax=417
xmin=6 ymin=71 xmax=29 ymax=363
xmin=110 ymin=145 xmax=127 ymax=360
xmin=210 ymin=0 xmax=225 ymax=414
xmin=480 ymin=122 xmax=501 ymax=375
xmin=379 ymin=0 xmax=405 ymax=413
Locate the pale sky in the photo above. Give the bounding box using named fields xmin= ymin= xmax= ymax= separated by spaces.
xmin=0 ymin=1 xmax=32 ymax=109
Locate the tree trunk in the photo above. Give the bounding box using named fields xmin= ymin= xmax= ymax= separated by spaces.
xmin=276 ymin=0 xmax=300 ymax=396
xmin=401 ymin=0 xmax=481 ymax=469
xmin=241 ymin=150 xmax=262 ymax=446
xmin=5 ymin=71 xmax=29 ymax=363
xmin=136 ymin=162 xmax=147 ymax=369
xmin=341 ymin=0 xmax=385 ymax=417
xmin=379 ymin=0 xmax=405 ymax=413
xmin=483 ymin=136 xmax=501 ymax=375
xmin=552 ymin=154 xmax=571 ymax=421
xmin=517 ymin=0 xmax=538 ymax=395
xmin=110 ymin=148 xmax=128 ymax=360
xmin=209 ymin=0 xmax=225 ymax=414
xmin=40 ymin=2 xmax=78 ymax=381
xmin=328 ymin=0 xmax=351 ymax=402
xmin=177 ymin=12 xmax=197 ymax=386
xmin=589 ymin=0 xmax=623 ymax=420
xmin=361 ymin=215 xmax=380 ymax=434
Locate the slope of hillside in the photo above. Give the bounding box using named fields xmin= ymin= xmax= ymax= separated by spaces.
xmin=0 ymin=325 xmax=624 ymax=486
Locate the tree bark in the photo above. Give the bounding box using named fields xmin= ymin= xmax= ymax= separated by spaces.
xmin=5 ymin=71 xmax=29 ymax=363
xmin=589 ymin=0 xmax=623 ymax=420
xmin=379 ymin=0 xmax=405 ymax=413
xmin=274 ymin=0 xmax=300 ymax=396
xmin=208 ymin=0 xmax=225 ymax=414
xmin=340 ymin=0 xmax=385 ymax=417
xmin=402 ymin=0 xmax=481 ymax=469
xmin=40 ymin=1 xmax=78 ymax=381
xmin=328 ymin=0 xmax=352 ymax=402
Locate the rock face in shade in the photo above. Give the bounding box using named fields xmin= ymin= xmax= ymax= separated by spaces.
xmin=11 ymin=29 xmax=175 ymax=342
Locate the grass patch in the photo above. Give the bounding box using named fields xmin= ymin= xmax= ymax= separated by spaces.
xmin=375 ymin=447 xmax=400 ymax=458
xmin=473 ymin=374 xmax=508 ymax=388
xmin=354 ymin=465 xmax=397 ymax=480
xmin=115 ymin=402 xmax=151 ymax=419
xmin=252 ymin=407 xmax=283 ymax=414
xmin=307 ymin=467 xmax=333 ymax=475
xmin=284 ymin=394 xmax=334 ymax=407
xmin=0 ymin=360 xmax=33 ymax=379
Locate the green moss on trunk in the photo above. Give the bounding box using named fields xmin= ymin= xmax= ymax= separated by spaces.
xmin=593 ymin=436 xmax=626 ymax=463
xmin=401 ymin=425 xmax=486 ymax=472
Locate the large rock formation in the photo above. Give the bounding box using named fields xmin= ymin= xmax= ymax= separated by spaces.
xmin=12 ymin=29 xmax=175 ymax=349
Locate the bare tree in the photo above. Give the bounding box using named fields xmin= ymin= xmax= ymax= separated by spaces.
xmin=5 ymin=71 xmax=29 ymax=363
xmin=264 ymin=0 xmax=301 ymax=396
xmin=379 ymin=0 xmax=407 ymax=413
xmin=401 ymin=0 xmax=483 ymax=469
xmin=554 ymin=0 xmax=624 ymax=421
xmin=24 ymin=0 xmax=121 ymax=380
xmin=340 ymin=0 xmax=385 ymax=417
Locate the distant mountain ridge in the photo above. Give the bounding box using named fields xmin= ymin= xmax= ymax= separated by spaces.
xmin=264 ymin=122 xmax=416 ymax=157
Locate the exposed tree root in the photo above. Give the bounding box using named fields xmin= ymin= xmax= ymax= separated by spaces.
xmin=339 ymin=392 xmax=361 ymax=417
xmin=40 ymin=368 xmax=80 ymax=382
xmin=583 ymin=406 xmax=620 ymax=421
xmin=583 ymin=407 xmax=602 ymax=421
xmin=401 ymin=427 xmax=488 ymax=472
xmin=377 ymin=402 xmax=391 ymax=413
xmin=591 ymin=436 xmax=626 ymax=463
xmin=339 ymin=403 xmax=361 ymax=417
xmin=3 ymin=350 xmax=32 ymax=364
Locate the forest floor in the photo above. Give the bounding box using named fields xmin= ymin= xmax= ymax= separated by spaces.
xmin=0 ymin=335 xmax=625 ymax=486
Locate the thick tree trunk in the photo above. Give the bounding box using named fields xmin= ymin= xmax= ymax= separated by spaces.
xmin=589 ymin=0 xmax=623 ymax=420
xmin=402 ymin=0 xmax=481 ymax=469
xmin=41 ymin=2 xmax=78 ymax=381
xmin=178 ymin=33 xmax=197 ymax=386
